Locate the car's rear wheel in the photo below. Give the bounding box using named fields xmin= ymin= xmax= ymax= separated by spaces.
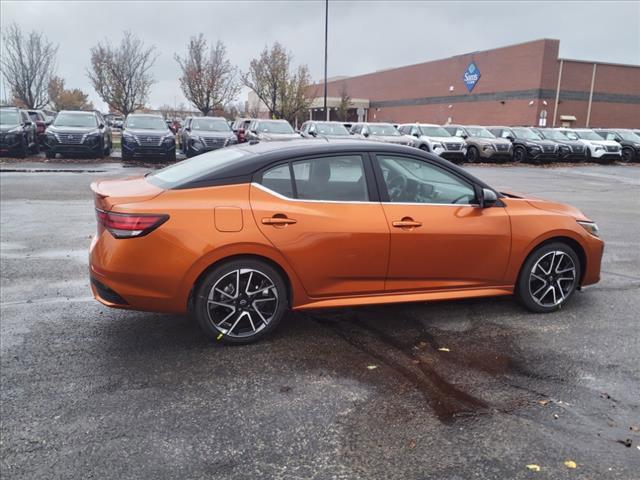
xmin=516 ymin=242 xmax=581 ymax=313
xmin=194 ymin=259 xmax=288 ymax=344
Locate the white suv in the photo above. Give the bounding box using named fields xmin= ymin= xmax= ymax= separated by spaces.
xmin=398 ymin=123 xmax=467 ymax=162
xmin=556 ymin=128 xmax=621 ymax=163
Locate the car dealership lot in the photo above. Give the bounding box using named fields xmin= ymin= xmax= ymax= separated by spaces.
xmin=1 ymin=162 xmax=638 ymax=479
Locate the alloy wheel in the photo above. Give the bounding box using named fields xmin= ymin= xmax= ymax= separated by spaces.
xmin=528 ymin=251 xmax=577 ymax=307
xmin=206 ymin=268 xmax=279 ymax=338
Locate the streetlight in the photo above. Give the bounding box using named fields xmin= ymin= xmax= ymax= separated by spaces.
xmin=323 ymin=0 xmax=329 ymax=121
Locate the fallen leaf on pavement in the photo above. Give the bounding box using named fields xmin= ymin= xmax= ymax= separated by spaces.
xmin=564 ymin=460 xmax=577 ymax=469
xmin=366 ymin=365 xmax=378 ymax=370
xmin=526 ymin=464 xmax=541 ymax=472
xmin=538 ymin=399 xmax=550 ymax=406
xmin=438 ymin=347 xmax=450 ymax=352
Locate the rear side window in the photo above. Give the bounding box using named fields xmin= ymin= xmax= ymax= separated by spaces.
xmin=293 ymin=155 xmax=367 ymax=201
xmin=259 ymin=155 xmax=368 ymax=202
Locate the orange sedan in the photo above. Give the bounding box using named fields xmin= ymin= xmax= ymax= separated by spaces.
xmin=90 ymin=140 xmax=604 ymax=344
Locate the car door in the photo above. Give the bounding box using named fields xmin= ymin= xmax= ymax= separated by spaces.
xmin=250 ymin=153 xmax=390 ymax=298
xmin=373 ymin=153 xmax=511 ymax=292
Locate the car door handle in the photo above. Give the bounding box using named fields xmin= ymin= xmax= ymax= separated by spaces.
xmin=262 ymin=216 xmax=297 ymax=225
xmin=392 ymin=218 xmax=422 ymax=228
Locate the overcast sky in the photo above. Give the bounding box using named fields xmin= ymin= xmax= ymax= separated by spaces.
xmin=1 ymin=0 xmax=639 ymax=111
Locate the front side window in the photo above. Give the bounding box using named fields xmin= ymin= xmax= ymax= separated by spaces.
xmin=376 ymin=155 xmax=476 ymax=205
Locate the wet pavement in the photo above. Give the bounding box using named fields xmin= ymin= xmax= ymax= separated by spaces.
xmin=1 ymin=161 xmax=639 ymax=479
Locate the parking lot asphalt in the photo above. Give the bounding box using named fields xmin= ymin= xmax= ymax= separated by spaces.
xmin=1 ymin=161 xmax=639 ymax=479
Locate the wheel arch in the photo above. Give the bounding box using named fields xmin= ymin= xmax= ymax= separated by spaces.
xmin=516 ymin=235 xmax=587 ymax=290
xmin=186 ymin=251 xmax=299 ymax=313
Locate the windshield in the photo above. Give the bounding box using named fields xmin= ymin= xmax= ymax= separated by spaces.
xmin=148 ymin=147 xmax=250 ymax=188
xmin=125 ymin=115 xmax=167 ymax=130
xmin=54 ymin=112 xmax=97 ymax=128
xmin=539 ymin=129 xmax=569 ymax=141
xmin=314 ymin=122 xmax=349 ymax=136
xmin=512 ymin=128 xmax=542 ymax=140
xmin=572 ymin=130 xmax=603 ymax=141
xmin=0 ymin=110 xmax=21 ymax=125
xmin=368 ymin=124 xmax=400 ymax=136
xmin=191 ymin=118 xmax=230 ymax=132
xmin=617 ymin=130 xmax=640 ymax=142
xmin=256 ymin=121 xmax=294 ymax=134
xmin=466 ymin=127 xmax=495 ymax=138
xmin=419 ymin=126 xmax=451 ymax=137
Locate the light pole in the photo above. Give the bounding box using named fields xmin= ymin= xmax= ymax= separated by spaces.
xmin=323 ymin=0 xmax=329 ymax=121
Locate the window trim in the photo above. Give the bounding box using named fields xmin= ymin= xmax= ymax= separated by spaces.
xmin=254 ymin=152 xmax=379 ymax=204
xmin=371 ymin=152 xmax=483 ymax=207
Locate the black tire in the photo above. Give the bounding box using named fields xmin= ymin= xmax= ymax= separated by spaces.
xmin=185 ymin=145 xmax=193 ymax=158
xmin=585 ymin=147 xmax=592 ymax=162
xmin=31 ymin=141 xmax=40 ymax=154
xmin=121 ymin=149 xmax=132 ymax=161
xmin=104 ymin=140 xmax=112 ymax=157
xmin=466 ymin=145 xmax=479 ymax=163
xmin=513 ymin=146 xmax=526 ymax=164
xmin=16 ymin=139 xmax=27 ymax=159
xmin=96 ymin=140 xmax=105 ymax=159
xmin=168 ymin=149 xmax=176 ymax=162
xmin=193 ymin=258 xmax=288 ymax=345
xmin=516 ymin=242 xmax=581 ymax=313
xmin=45 ymin=149 xmax=55 ymax=159
xmin=621 ymin=148 xmax=634 ymax=164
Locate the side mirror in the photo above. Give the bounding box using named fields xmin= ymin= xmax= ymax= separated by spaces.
xmin=363 ymin=131 xmax=370 ymax=138
xmin=479 ymin=188 xmax=498 ymax=208
xmin=98 ymin=123 xmax=105 ymax=129
xmin=461 ymin=134 xmax=468 ymax=139
xmin=506 ymin=136 xmax=515 ymax=142
xmin=24 ymin=120 xmax=32 ymax=126
xmin=412 ymin=132 xmax=420 ymax=138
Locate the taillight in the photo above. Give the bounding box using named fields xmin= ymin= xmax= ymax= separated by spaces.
xmin=96 ymin=209 xmax=168 ymax=239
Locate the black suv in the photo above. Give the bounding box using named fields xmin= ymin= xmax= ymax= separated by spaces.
xmin=0 ymin=107 xmax=38 ymax=158
xmin=121 ymin=114 xmax=176 ymax=161
xmin=594 ymin=129 xmax=640 ymax=163
xmin=45 ymin=110 xmax=112 ymax=159
xmin=531 ymin=128 xmax=587 ymax=162
xmin=180 ymin=116 xmax=237 ymax=157
xmin=487 ymin=126 xmax=560 ymax=163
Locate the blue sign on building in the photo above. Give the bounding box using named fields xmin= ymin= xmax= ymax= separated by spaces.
xmin=462 ymin=62 xmax=481 ymax=92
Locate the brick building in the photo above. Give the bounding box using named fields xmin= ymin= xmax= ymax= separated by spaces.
xmin=310 ymin=39 xmax=640 ymax=128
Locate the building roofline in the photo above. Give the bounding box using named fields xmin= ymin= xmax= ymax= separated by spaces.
xmin=557 ymin=57 xmax=640 ymax=68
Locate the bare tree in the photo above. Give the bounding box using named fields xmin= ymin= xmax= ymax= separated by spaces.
xmin=337 ymin=82 xmax=352 ymax=122
xmin=242 ymin=43 xmax=314 ymax=124
xmin=87 ymin=31 xmax=157 ymax=115
xmin=48 ymin=76 xmax=94 ymax=111
xmin=175 ymin=35 xmax=240 ymax=116
xmin=0 ymin=23 xmax=58 ymax=109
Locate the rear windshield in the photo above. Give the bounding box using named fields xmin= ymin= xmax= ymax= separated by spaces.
xmin=147 ymin=147 xmax=251 ymax=189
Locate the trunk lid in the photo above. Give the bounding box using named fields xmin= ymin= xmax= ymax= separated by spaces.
xmin=90 ymin=175 xmax=164 ymax=211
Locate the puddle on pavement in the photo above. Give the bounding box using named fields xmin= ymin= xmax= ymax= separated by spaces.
xmin=301 ymin=303 xmax=559 ymax=424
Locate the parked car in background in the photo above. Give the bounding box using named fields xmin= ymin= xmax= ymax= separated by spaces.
xmin=398 ymin=123 xmax=466 ymax=162
xmin=26 ymin=110 xmax=48 ymax=144
xmin=488 ymin=126 xmax=560 ymax=163
xmin=231 ymin=118 xmax=252 ymax=143
xmin=555 ymin=128 xmax=621 ymax=163
xmin=350 ymin=122 xmax=414 ymax=146
xmin=531 ymin=128 xmax=587 ymax=162
xmin=44 ymin=110 xmax=111 ymax=159
xmin=121 ymin=113 xmax=176 ymax=161
xmin=181 ymin=116 xmax=237 ymax=157
xmin=89 ymin=140 xmax=604 ymax=344
xmin=300 ymin=121 xmax=352 ymax=139
xmin=0 ymin=107 xmax=38 ymax=158
xmin=444 ymin=125 xmax=512 ymax=163
xmin=245 ymin=119 xmax=299 ymax=142
xmin=594 ymin=129 xmax=640 ymax=163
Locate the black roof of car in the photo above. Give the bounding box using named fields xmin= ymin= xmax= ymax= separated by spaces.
xmin=164 ymin=139 xmax=493 ymax=191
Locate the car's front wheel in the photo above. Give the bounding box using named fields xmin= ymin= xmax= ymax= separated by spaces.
xmin=194 ymin=259 xmax=288 ymax=344
xmin=621 ymin=147 xmax=634 ymax=163
xmin=466 ymin=145 xmax=479 ymax=163
xmin=513 ymin=146 xmax=526 ymax=163
xmin=516 ymin=242 xmax=581 ymax=313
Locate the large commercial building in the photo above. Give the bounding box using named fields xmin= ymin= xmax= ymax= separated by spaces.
xmin=310 ymin=39 xmax=640 ymax=128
